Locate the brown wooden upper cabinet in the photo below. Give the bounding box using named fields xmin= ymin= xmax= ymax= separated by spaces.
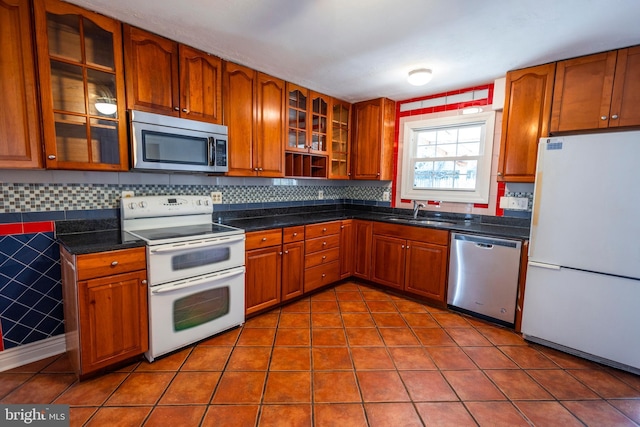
xmin=223 ymin=61 xmax=285 ymax=177
xmin=35 ymin=0 xmax=128 ymax=171
xmin=352 ymin=97 xmax=395 ymax=180
xmin=550 ymin=46 xmax=640 ymax=133
xmin=329 ymin=99 xmax=352 ymax=179
xmin=498 ymin=63 xmax=556 ymax=182
xmin=0 ymin=0 xmax=42 ymax=169
xmin=123 ymin=25 xmax=222 ymax=124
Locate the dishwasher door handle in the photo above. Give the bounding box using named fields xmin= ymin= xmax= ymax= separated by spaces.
xmin=475 ymin=243 xmax=494 ymax=249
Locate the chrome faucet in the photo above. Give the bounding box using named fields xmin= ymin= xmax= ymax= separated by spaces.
xmin=413 ymin=200 xmax=425 ymax=219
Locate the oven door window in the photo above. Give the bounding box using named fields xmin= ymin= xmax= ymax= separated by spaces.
xmin=142 ymin=130 xmax=208 ymax=165
xmin=172 ymin=247 xmax=230 ymax=271
xmin=174 ymin=286 xmax=230 ymax=331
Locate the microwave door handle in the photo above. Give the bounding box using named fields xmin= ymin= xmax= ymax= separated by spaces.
xmin=208 ymin=137 xmax=216 ymax=166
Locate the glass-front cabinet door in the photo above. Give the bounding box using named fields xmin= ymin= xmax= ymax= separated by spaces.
xmin=330 ymin=99 xmax=351 ymax=179
xmin=35 ymin=0 xmax=128 ymax=170
xmin=310 ymin=91 xmax=330 ymax=155
xmin=287 ymin=83 xmax=308 ymax=152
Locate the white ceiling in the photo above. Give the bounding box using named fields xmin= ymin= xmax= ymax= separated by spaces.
xmin=68 ymin=0 xmax=640 ymax=103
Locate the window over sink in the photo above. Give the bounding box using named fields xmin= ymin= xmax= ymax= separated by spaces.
xmin=400 ymin=111 xmax=495 ymax=204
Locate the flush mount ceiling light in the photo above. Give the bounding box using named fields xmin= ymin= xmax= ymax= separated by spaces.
xmin=407 ymin=68 xmax=433 ymax=86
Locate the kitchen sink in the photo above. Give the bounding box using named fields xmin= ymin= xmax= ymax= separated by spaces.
xmin=384 ymin=216 xmax=457 ymax=226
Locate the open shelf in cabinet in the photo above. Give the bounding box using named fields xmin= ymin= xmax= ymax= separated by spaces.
xmin=285 ymin=152 xmax=328 ymax=178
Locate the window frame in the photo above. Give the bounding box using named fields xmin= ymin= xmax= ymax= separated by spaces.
xmin=400 ymin=111 xmax=496 ymax=204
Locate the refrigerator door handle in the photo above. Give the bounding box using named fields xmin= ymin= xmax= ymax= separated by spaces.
xmin=528 ymin=261 xmax=561 ymax=270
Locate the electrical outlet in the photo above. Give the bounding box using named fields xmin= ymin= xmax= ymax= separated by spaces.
xmin=210 ymin=192 xmax=223 ymax=204
xmin=382 ymin=190 xmax=390 ymax=201
xmin=121 ymin=191 xmax=134 ymax=198
xmin=318 ymin=190 xmax=324 ymax=200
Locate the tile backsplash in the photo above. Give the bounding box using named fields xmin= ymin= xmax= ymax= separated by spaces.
xmin=0 ymin=170 xmax=392 ymax=214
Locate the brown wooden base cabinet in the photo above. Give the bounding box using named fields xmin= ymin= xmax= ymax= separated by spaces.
xmin=371 ymin=222 xmax=449 ymax=304
xmin=282 ymin=226 xmax=305 ymax=302
xmin=352 ymin=220 xmax=373 ymax=280
xmin=245 ymin=229 xmax=283 ymax=315
xmin=304 ymin=221 xmax=341 ymax=293
xmin=245 ymin=227 xmax=305 ymax=315
xmin=60 ymin=246 xmax=148 ymax=379
xmin=339 ymin=220 xmax=354 ymax=278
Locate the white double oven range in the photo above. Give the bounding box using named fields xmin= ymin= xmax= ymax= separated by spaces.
xmin=121 ymin=195 xmax=245 ymax=362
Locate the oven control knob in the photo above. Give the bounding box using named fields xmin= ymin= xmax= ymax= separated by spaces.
xmin=138 ymin=201 xmax=147 ymax=208
xmin=198 ymin=198 xmax=210 ymax=206
xmin=128 ymin=202 xmax=137 ymax=209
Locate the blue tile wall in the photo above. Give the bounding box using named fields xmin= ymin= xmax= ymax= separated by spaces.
xmin=0 ymin=232 xmax=64 ymax=350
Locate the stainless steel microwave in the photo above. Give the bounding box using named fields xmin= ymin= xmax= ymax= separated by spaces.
xmin=130 ymin=110 xmax=228 ymax=173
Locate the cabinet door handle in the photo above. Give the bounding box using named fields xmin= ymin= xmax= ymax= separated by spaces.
xmin=611 ymin=114 xmax=619 ymax=119
xmin=279 ymin=251 xmax=283 ymax=255
xmin=141 ymin=280 xmax=147 ymax=285
xmin=341 ymin=225 xmax=344 ymax=229
xmin=182 ymin=108 xmax=188 ymax=113
xmin=601 ymin=115 xmax=608 ymax=120
xmin=48 ymin=155 xmax=56 ymax=160
xmin=111 ymin=261 xmax=118 ymax=266
xmin=401 ymin=245 xmax=405 ymax=249
xmin=174 ymin=106 xmax=180 ymax=111
xmin=254 ymin=168 xmax=259 ymax=171
xmin=406 ymin=246 xmax=410 ymax=249
xmin=284 ymin=250 xmax=289 ymax=254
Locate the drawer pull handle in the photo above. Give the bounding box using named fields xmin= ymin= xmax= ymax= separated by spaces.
xmin=323 ymin=228 xmax=327 ymax=232
xmin=322 ymin=242 xmax=327 ymax=246
xmin=322 ymin=273 xmax=326 ymax=278
xmin=322 ymin=256 xmax=326 ymax=259
xmin=111 ymin=261 xmax=119 ymax=266
xmin=262 ymin=237 xmax=267 ymax=241
xmin=293 ymin=233 xmax=297 ymax=237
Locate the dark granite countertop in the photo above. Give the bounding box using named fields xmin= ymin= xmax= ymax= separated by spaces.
xmin=56 ymin=219 xmax=146 ymax=255
xmin=55 ymin=205 xmax=530 ymax=255
xmin=223 ymin=209 xmax=530 ymax=240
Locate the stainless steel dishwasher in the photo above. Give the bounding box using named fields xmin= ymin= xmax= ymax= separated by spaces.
xmin=447 ymin=233 xmax=522 ymax=326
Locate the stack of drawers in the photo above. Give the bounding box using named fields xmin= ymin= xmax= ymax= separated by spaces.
xmin=304 ymin=221 xmax=341 ymax=292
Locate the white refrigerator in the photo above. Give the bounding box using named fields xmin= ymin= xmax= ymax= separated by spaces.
xmin=521 ymin=131 xmax=640 ymax=374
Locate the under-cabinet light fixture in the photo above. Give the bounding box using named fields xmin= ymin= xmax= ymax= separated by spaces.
xmin=95 ymin=97 xmax=118 ymax=115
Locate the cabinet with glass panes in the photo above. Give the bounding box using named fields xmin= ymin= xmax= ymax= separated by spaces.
xmin=35 ymin=0 xmax=128 ymax=171
xmin=285 ymin=84 xmax=331 ymax=178
xmin=330 ymin=99 xmax=351 ymax=179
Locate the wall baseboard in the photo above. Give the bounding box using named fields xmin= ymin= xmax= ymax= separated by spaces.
xmin=0 ymin=335 xmax=66 ymax=372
